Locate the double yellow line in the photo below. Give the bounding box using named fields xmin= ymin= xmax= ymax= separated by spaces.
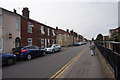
xmin=49 ymin=46 xmax=88 ymax=80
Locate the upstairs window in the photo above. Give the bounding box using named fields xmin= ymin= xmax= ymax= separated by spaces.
xmin=59 ymin=34 xmax=61 ymax=41
xmin=16 ymin=19 xmax=20 ymax=31
xmin=0 ymin=37 xmax=3 ymax=49
xmin=52 ymin=29 xmax=55 ymax=36
xmin=0 ymin=15 xmax=2 ymax=27
xmin=28 ymin=22 xmax=34 ymax=33
xmin=41 ymin=26 xmax=45 ymax=34
xmin=48 ymin=28 xmax=50 ymax=36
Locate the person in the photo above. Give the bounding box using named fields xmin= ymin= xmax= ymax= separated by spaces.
xmin=90 ymin=42 xmax=96 ymax=56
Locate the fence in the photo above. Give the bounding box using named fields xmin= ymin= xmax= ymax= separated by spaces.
xmin=95 ymin=41 xmax=120 ymax=80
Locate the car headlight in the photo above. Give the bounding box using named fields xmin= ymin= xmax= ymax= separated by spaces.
xmin=14 ymin=55 xmax=16 ymax=57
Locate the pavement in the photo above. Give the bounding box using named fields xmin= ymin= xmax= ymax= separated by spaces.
xmin=2 ymin=43 xmax=108 ymax=79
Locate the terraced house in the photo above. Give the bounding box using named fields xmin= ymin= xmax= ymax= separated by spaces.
xmin=21 ymin=8 xmax=56 ymax=48
xmin=0 ymin=8 xmax=21 ymax=53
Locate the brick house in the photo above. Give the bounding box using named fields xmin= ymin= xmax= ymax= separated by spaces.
xmin=21 ymin=7 xmax=56 ymax=48
xmin=56 ymin=27 xmax=70 ymax=46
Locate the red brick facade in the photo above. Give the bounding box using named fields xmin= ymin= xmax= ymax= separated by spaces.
xmin=21 ymin=17 xmax=56 ymax=48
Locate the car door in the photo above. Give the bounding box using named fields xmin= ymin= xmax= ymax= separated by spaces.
xmin=27 ymin=46 xmax=37 ymax=57
xmin=33 ymin=46 xmax=40 ymax=56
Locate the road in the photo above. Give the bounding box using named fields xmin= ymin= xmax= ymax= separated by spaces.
xmin=2 ymin=43 xmax=107 ymax=78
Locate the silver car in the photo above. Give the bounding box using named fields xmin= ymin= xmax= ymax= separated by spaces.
xmin=45 ymin=44 xmax=61 ymax=53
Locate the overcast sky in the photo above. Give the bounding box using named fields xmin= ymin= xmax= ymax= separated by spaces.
xmin=0 ymin=0 xmax=119 ymax=39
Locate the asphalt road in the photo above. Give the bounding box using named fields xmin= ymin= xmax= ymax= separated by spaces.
xmin=2 ymin=44 xmax=88 ymax=78
xmin=2 ymin=43 xmax=107 ymax=79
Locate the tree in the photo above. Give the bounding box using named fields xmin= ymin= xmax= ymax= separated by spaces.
xmin=96 ymin=33 xmax=103 ymax=41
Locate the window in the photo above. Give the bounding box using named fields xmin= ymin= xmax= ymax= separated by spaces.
xmin=28 ymin=22 xmax=34 ymax=33
xmin=0 ymin=37 xmax=3 ymax=49
xmin=41 ymin=39 xmax=44 ymax=48
xmin=28 ymin=38 xmax=32 ymax=46
xmin=16 ymin=19 xmax=20 ymax=30
xmin=52 ymin=39 xmax=55 ymax=44
xmin=0 ymin=15 xmax=2 ymax=27
xmin=52 ymin=29 xmax=55 ymax=36
xmin=48 ymin=39 xmax=50 ymax=46
xmin=48 ymin=28 xmax=50 ymax=36
xmin=41 ymin=26 xmax=45 ymax=34
xmin=59 ymin=34 xmax=61 ymax=41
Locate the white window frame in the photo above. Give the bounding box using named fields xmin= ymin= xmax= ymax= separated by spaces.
xmin=16 ymin=18 xmax=20 ymax=31
xmin=41 ymin=39 xmax=44 ymax=48
xmin=41 ymin=26 xmax=45 ymax=34
xmin=48 ymin=28 xmax=50 ymax=36
xmin=52 ymin=39 xmax=55 ymax=44
xmin=0 ymin=15 xmax=2 ymax=27
xmin=59 ymin=34 xmax=61 ymax=41
xmin=28 ymin=38 xmax=32 ymax=46
xmin=0 ymin=37 xmax=3 ymax=50
xmin=28 ymin=22 xmax=34 ymax=33
xmin=52 ymin=29 xmax=55 ymax=36
xmin=48 ymin=39 xmax=50 ymax=46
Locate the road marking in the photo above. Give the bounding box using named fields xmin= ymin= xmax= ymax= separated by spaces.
xmin=49 ymin=46 xmax=88 ymax=80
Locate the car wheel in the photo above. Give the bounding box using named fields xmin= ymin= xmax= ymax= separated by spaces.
xmin=6 ymin=58 xmax=14 ymax=65
xmin=26 ymin=54 xmax=32 ymax=60
xmin=43 ymin=52 xmax=46 ymax=56
xmin=59 ymin=48 xmax=61 ymax=52
xmin=52 ymin=49 xmax=55 ymax=53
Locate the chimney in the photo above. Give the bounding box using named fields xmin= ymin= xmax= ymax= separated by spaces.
xmin=66 ymin=29 xmax=69 ymax=33
xmin=56 ymin=27 xmax=58 ymax=31
xmin=13 ymin=9 xmax=16 ymax=13
xmin=22 ymin=7 xmax=30 ymax=18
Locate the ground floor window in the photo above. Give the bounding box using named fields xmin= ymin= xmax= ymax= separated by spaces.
xmin=0 ymin=37 xmax=3 ymax=50
xmin=48 ymin=39 xmax=50 ymax=46
xmin=52 ymin=39 xmax=55 ymax=44
xmin=28 ymin=38 xmax=32 ymax=46
xmin=41 ymin=39 xmax=44 ymax=48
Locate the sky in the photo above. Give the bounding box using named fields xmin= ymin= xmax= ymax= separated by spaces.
xmin=0 ymin=0 xmax=119 ymax=40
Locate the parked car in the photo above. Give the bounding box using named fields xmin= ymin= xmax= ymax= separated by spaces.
xmin=13 ymin=45 xmax=46 ymax=60
xmin=74 ymin=43 xmax=81 ymax=46
xmin=45 ymin=44 xmax=61 ymax=53
xmin=0 ymin=53 xmax=16 ymax=65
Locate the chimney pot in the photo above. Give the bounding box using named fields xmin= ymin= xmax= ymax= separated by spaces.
xmin=13 ymin=9 xmax=16 ymax=13
xmin=22 ymin=7 xmax=30 ymax=18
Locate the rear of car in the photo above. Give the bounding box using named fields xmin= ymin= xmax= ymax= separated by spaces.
xmin=13 ymin=45 xmax=46 ymax=60
xmin=1 ymin=53 xmax=16 ymax=65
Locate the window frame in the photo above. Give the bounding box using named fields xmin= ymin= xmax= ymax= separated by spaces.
xmin=28 ymin=22 xmax=34 ymax=33
xmin=16 ymin=18 xmax=20 ymax=31
xmin=28 ymin=38 xmax=32 ymax=46
xmin=52 ymin=29 xmax=55 ymax=36
xmin=0 ymin=37 xmax=3 ymax=50
xmin=48 ymin=28 xmax=50 ymax=36
xmin=41 ymin=26 xmax=45 ymax=34
xmin=0 ymin=15 xmax=2 ymax=27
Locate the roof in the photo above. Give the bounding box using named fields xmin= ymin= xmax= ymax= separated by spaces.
xmin=0 ymin=7 xmax=55 ymax=30
xmin=56 ymin=29 xmax=69 ymax=35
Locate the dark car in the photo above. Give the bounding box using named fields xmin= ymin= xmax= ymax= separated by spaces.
xmin=13 ymin=45 xmax=46 ymax=60
xmin=0 ymin=53 xmax=16 ymax=65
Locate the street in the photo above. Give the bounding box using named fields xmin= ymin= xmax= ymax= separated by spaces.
xmin=2 ymin=43 xmax=107 ymax=78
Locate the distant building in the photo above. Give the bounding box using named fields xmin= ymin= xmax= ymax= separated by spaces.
xmin=109 ymin=29 xmax=115 ymax=38
xmin=103 ymin=36 xmax=109 ymax=41
xmin=0 ymin=8 xmax=21 ymax=53
xmin=56 ymin=27 xmax=70 ymax=46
